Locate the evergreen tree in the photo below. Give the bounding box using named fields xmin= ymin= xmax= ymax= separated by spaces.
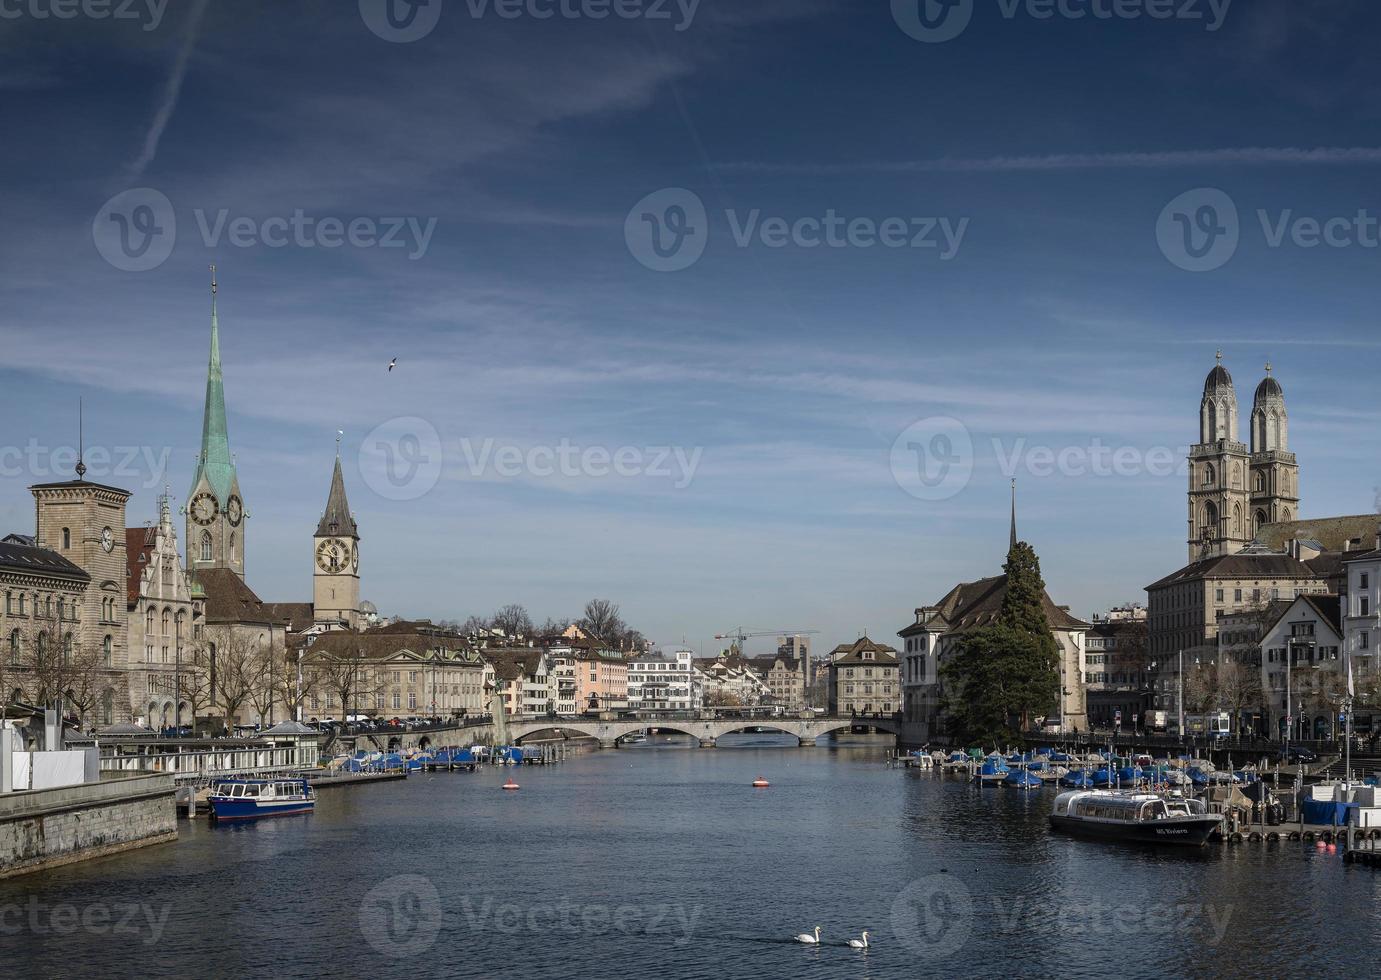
xmin=941 ymin=540 xmax=1061 ymax=743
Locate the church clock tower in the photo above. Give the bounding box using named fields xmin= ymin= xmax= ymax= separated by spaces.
xmin=1248 ymin=364 xmax=1300 ymax=535
xmin=313 ymin=447 xmax=360 ymax=629
xmin=1187 ymin=351 xmax=1251 ymax=562
xmin=186 ymin=267 xmax=247 ymax=579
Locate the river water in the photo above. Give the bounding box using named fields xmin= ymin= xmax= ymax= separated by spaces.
xmin=4 ymin=734 xmax=1380 ymax=978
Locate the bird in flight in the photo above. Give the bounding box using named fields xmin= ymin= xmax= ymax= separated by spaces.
xmin=388 ymin=357 xmax=397 ymax=372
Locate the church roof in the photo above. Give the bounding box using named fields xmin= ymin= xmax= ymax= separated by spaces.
xmin=316 ymin=456 xmax=358 ymax=538
xmin=189 ymin=276 xmax=238 ymax=507
xmin=192 ymin=568 xmax=280 ymax=625
xmin=125 ymin=526 xmax=158 ymax=603
xmin=1203 ymin=362 xmax=1233 ymax=394
xmin=1254 ymin=375 xmax=1283 ymax=401
xmin=1145 ymin=551 xmax=1332 ymax=590
xmin=260 ymin=602 xmax=315 ymax=632
xmin=1255 ymin=516 xmax=1379 ymax=554
xmin=923 ymin=574 xmax=1089 ymax=632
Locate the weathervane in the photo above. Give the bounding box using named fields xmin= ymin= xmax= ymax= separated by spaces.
xmin=75 ymin=397 xmax=86 ymax=479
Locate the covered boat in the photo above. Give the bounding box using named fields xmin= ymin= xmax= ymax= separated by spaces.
xmin=1004 ymin=769 xmax=1043 ymax=789
xmin=1050 ymin=790 xmax=1222 ymax=846
xmin=978 ymin=755 xmax=1010 ymax=784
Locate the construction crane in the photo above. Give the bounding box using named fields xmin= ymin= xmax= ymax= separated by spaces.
xmin=713 ymin=628 xmax=819 ymax=659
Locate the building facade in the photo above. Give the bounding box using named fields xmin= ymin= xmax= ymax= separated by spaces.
xmin=1259 ymin=594 xmax=1346 ymax=740
xmin=826 ymin=637 xmax=899 ymax=716
xmin=627 ymin=649 xmax=698 ymax=710
xmin=1083 ymin=605 xmax=1149 ymax=730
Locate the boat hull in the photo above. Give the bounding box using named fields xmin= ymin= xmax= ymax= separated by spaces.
xmin=209 ymin=797 xmax=316 ymax=821
xmin=1049 ymin=814 xmax=1220 ymax=846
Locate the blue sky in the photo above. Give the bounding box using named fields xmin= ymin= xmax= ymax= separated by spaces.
xmin=2 ymin=0 xmax=1380 ymax=656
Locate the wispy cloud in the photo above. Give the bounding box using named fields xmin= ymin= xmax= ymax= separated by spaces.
xmin=127 ymin=0 xmax=209 ymax=179
xmin=721 ymin=146 xmax=1381 ymax=176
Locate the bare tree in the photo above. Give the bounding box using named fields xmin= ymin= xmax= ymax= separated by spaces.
xmin=490 ymin=604 xmax=533 ymax=640
xmin=580 ymin=599 xmax=624 ymax=645
xmin=313 ymin=645 xmax=385 ymax=720
xmin=459 ymin=615 xmax=490 ymax=638
xmin=212 ymin=629 xmax=264 ymax=729
xmin=537 ymin=617 xmax=568 ymax=637
xmin=177 ymin=636 xmax=215 ymax=722
xmin=275 ymin=643 xmax=318 ymax=724
xmin=247 ymin=637 xmax=285 ymax=727
xmin=24 ymin=601 xmax=109 ymax=721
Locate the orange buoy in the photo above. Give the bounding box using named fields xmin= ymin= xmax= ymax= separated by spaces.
xmin=502 ymin=778 xmax=520 ymax=791
xmin=1327 ymin=843 xmax=1337 ymax=854
xmin=752 ymin=777 xmax=770 ymax=788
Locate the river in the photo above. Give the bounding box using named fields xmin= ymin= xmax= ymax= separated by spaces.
xmin=4 ymin=734 xmax=1380 ymax=978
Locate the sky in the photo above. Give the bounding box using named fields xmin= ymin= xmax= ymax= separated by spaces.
xmin=2 ymin=0 xmax=1380 ymax=657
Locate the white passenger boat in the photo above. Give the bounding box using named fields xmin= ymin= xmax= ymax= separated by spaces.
xmin=1050 ymin=790 xmax=1221 ymax=846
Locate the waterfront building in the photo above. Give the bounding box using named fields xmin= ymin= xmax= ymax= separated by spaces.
xmin=1259 ymin=594 xmax=1347 ymax=740
xmin=693 ymin=653 xmax=769 ymax=706
xmin=627 ymin=649 xmax=698 ymax=710
xmin=539 ymin=640 xmax=580 ymax=715
xmin=1083 ymin=605 xmax=1149 ymax=730
xmin=304 ymin=629 xmax=491 ymax=721
xmin=575 ymin=646 xmax=628 ymax=712
xmin=826 ymin=636 xmax=898 ymax=716
xmin=487 ymin=649 xmax=557 ymax=716
xmin=1 ymin=475 xmax=134 ymax=725
xmin=1343 ymin=541 xmax=1381 ymax=731
xmin=747 ymin=651 xmax=809 ymax=710
xmin=125 ymin=492 xmax=206 ymax=730
xmin=1187 ymin=354 xmax=1299 ymax=562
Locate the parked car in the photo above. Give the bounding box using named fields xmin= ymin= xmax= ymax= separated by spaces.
xmin=1281 ymin=745 xmax=1318 ymax=763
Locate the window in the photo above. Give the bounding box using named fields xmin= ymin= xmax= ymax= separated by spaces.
xmin=61 ymin=527 xmax=70 ymax=549
xmin=1363 ymin=573 xmax=1371 ymax=590
xmin=146 ymin=608 xmax=155 ymax=633
xmin=1362 ymin=633 xmax=1371 ymax=651
xmin=1362 ymin=597 xmax=1371 ymax=617
xmin=8 ymin=630 xmax=19 ymax=666
xmin=102 ymin=635 xmax=112 ymax=666
xmin=200 ymin=532 xmax=212 ymax=562
xmin=229 ymin=532 xmax=236 ymax=561
xmin=62 ymin=633 xmax=72 ymax=664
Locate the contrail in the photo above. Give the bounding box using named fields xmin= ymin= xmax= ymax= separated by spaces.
xmin=127 ymin=0 xmax=209 ymax=178
xmin=720 ymin=146 xmax=1381 ymax=176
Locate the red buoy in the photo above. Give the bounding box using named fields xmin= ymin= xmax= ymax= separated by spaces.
xmin=752 ymin=777 xmax=770 ymax=788
xmin=502 ymin=778 xmax=520 ymax=791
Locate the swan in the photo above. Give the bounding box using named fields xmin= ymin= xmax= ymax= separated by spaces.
xmin=794 ymin=926 xmax=821 ymax=944
xmin=848 ymin=931 xmax=869 ymax=949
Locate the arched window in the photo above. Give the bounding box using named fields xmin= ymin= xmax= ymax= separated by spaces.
xmin=162 ymin=609 xmax=171 ymax=636
xmin=101 ymin=690 xmax=114 ymax=726
xmin=1206 ymin=401 xmax=1218 ymax=440
xmin=1202 ymin=501 xmax=1218 ymax=539
xmin=8 ymin=630 xmax=20 ymax=666
xmin=1232 ymin=503 xmax=1243 ymax=538
xmin=102 ymin=635 xmax=112 ymax=666
xmin=1202 ymin=463 xmax=1215 ymax=487
xmin=1254 ymin=471 xmax=1265 ymax=494
xmin=36 ymin=632 xmax=47 ymax=662
xmin=62 ymin=633 xmax=73 ymax=664
xmin=200 ymin=531 xmax=212 ymax=562
xmin=175 ymin=611 xmax=185 ymax=640
xmin=229 ymin=532 xmax=236 ymax=561
xmin=1255 ymin=509 xmax=1268 ymax=536
xmin=146 ymin=608 xmax=155 ymax=633
xmin=61 ymin=527 xmax=70 ymax=549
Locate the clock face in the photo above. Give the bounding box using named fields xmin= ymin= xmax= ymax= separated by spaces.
xmin=191 ymin=491 xmax=218 ymax=526
xmin=226 ymin=495 xmax=243 ymax=526
xmin=351 ymin=543 xmax=359 ymax=573
xmin=316 ymin=538 xmax=345 ymax=574
xmin=100 ymin=527 xmax=114 ymax=553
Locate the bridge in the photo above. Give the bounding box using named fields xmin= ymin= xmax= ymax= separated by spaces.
xmin=353 ymin=711 xmax=901 ymax=752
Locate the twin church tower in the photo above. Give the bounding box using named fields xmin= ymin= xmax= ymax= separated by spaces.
xmin=184 ymin=269 xmax=362 ymax=629
xmin=1187 ymin=351 xmax=1300 ymax=562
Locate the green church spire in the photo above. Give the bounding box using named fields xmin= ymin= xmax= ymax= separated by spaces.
xmin=191 ymin=265 xmax=236 ymax=506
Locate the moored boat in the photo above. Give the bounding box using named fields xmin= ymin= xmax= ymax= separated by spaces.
xmin=1050 ymin=790 xmax=1222 ymax=846
xmin=208 ymin=778 xmax=315 ymax=822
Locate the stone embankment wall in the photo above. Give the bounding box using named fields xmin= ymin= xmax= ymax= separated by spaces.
xmin=0 ymin=773 xmax=176 ymax=879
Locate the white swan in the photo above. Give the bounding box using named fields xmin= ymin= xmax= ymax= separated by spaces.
xmin=848 ymin=931 xmax=869 ymax=948
xmin=794 ymin=926 xmax=821 ymax=944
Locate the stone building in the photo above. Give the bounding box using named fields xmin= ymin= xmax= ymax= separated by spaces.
xmin=486 ymin=649 xmax=556 ymax=717
xmin=303 ymin=629 xmax=490 ymax=722
xmin=826 ymin=636 xmax=899 ymax=716
xmin=627 ymin=649 xmax=699 ymax=710
xmin=747 ymin=651 xmax=809 ymax=710
xmin=126 ymin=493 xmax=205 ymax=730
xmin=1083 ymin=606 xmax=1149 ymax=730
xmin=1188 ymin=354 xmax=1300 ymax=562
xmin=693 ymin=653 xmax=769 ymax=706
